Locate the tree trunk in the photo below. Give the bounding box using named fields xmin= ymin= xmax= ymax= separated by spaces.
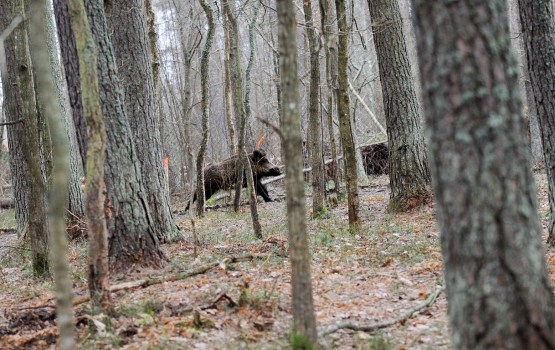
xmin=414 ymin=1 xmax=555 ymax=349
xmin=68 ymin=0 xmax=111 ymax=312
xmin=45 ymin=0 xmax=85 ymax=235
xmin=276 ymin=0 xmax=318 ymax=345
xmin=517 ymin=0 xmax=555 ymax=246
xmin=223 ymin=0 xmax=246 ymax=213
xmin=244 ymin=1 xmax=262 ymax=239
xmin=304 ymin=0 xmax=325 ymax=215
xmin=335 ymin=0 xmax=360 ymax=229
xmin=0 ymin=1 xmax=30 ymax=236
xmin=367 ymin=0 xmax=431 ymax=212
xmin=507 ymin=0 xmax=544 ymax=165
xmin=53 ymin=0 xmax=87 ymax=169
xmin=18 ymin=0 xmax=50 ymax=276
xmin=28 ymin=0 xmax=75 ymax=346
xmin=196 ymin=0 xmax=215 ymax=217
xmin=105 ymin=0 xmax=179 ymax=242
xmin=319 ymin=0 xmax=340 ymax=195
xmin=85 ymin=0 xmax=166 ymax=270
xmin=223 ymin=13 xmax=237 ymax=157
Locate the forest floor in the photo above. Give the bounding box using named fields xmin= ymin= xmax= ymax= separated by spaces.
xmin=0 ymin=171 xmax=554 ymax=349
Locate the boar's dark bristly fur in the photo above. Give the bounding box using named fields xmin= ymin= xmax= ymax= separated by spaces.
xmin=187 ymin=149 xmax=281 ymax=209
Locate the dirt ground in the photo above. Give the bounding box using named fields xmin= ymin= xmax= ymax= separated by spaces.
xmin=1 ymin=171 xmax=554 ymax=349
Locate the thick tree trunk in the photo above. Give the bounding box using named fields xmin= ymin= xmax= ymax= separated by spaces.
xmin=517 ymin=0 xmax=555 ymax=245
xmin=29 ymin=0 xmax=75 ymax=346
xmin=17 ymin=0 xmax=50 ymax=276
xmin=367 ymin=0 xmax=431 ymax=212
xmin=53 ymin=0 xmax=87 ymax=169
xmin=414 ymin=1 xmax=555 ymax=349
xmin=335 ymin=0 xmax=360 ymax=229
xmin=105 ymin=0 xmax=179 ymax=242
xmin=85 ymin=0 xmax=166 ymax=270
xmin=304 ymin=0 xmax=325 ymax=215
xmin=276 ymin=0 xmax=318 ymax=345
xmin=196 ymin=0 xmax=215 ymax=217
xmin=0 ymin=1 xmax=30 ymax=236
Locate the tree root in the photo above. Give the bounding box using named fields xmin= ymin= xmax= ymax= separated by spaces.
xmin=319 ymin=285 xmax=445 ymax=337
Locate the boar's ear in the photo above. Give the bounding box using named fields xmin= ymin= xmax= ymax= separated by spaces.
xmin=252 ymin=149 xmax=266 ymax=160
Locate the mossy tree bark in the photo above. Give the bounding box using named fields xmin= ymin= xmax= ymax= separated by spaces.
xmin=517 ymin=0 xmax=555 ymax=246
xmin=276 ymin=0 xmax=318 ymax=345
xmin=414 ymin=1 xmax=555 ymax=348
xmin=335 ymin=0 xmax=359 ymax=229
xmin=304 ymin=0 xmax=325 ymax=215
xmin=367 ymin=0 xmax=431 ymax=212
xmin=15 ymin=0 xmax=50 ymax=276
xmin=67 ymin=0 xmax=111 ymax=312
xmin=105 ymin=0 xmax=179 ymax=242
xmin=28 ymin=0 xmax=75 ymax=345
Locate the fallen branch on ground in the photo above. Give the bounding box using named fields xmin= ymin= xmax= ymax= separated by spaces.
xmin=318 ymin=286 xmax=445 ymax=337
xmin=71 ymin=253 xmax=267 ymax=306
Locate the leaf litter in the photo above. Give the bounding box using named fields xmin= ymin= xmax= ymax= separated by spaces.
xmin=0 ymin=172 xmax=553 ymax=349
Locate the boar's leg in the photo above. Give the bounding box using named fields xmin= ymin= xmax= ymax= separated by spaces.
xmin=255 ymin=181 xmax=273 ymax=202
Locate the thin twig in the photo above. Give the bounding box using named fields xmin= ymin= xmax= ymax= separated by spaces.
xmin=257 ymin=117 xmax=283 ymax=139
xmin=0 ymin=118 xmax=24 ymax=126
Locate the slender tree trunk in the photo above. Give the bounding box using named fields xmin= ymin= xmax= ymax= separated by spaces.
xmin=105 ymin=0 xmax=179 ymax=242
xmin=28 ymin=0 xmax=75 ymax=346
xmin=223 ymin=13 xmax=237 ymax=156
xmin=223 ymin=0 xmax=246 ymax=212
xmin=367 ymin=0 xmax=431 ymax=212
xmin=517 ymin=0 xmax=555 ymax=246
xmin=276 ymin=0 xmax=318 ymax=345
xmin=335 ymin=0 xmax=360 ymax=229
xmin=85 ymin=0 xmax=167 ymax=271
xmin=196 ymin=0 xmax=214 ymax=217
xmin=53 ymin=0 xmax=87 ymax=169
xmin=244 ymin=1 xmax=262 ymax=239
xmin=414 ymin=1 xmax=555 ymax=349
xmin=68 ymin=0 xmax=111 ymax=311
xmin=320 ymin=0 xmax=341 ymax=195
xmin=304 ymin=0 xmax=325 ymax=215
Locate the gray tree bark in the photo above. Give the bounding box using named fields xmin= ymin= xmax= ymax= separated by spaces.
xmin=367 ymin=0 xmax=431 ymax=212
xmin=276 ymin=0 xmax=318 ymax=345
xmin=304 ymin=0 xmax=325 ymax=215
xmin=45 ymin=0 xmax=85 ymax=235
xmin=53 ymin=0 xmax=87 ymax=169
xmin=414 ymin=1 xmax=555 ymax=349
xmin=105 ymin=0 xmax=179 ymax=242
xmin=85 ymin=0 xmax=166 ymax=270
xmin=17 ymin=0 xmax=50 ymax=276
xmin=0 ymin=1 xmax=30 ymax=236
xmin=336 ymin=0 xmax=360 ymax=228
xmin=517 ymin=0 xmax=555 ymax=245
xmin=196 ymin=0 xmax=214 ymax=217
